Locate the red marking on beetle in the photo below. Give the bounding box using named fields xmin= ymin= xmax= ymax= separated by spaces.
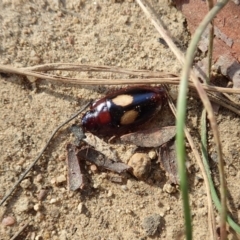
xmin=81 ymin=86 xmax=166 ymax=135
xmin=98 ymin=111 xmax=111 ymax=124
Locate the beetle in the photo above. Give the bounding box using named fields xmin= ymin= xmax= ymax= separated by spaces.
xmin=81 ymin=86 xmax=166 ymax=135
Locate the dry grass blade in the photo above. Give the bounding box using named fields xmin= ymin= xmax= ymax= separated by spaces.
xmin=165 ymin=87 xmax=216 ymax=240
xmin=192 ymin=91 xmax=240 ymax=116
xmin=0 ymin=63 xmax=178 ymax=80
xmin=206 ymin=0 xmax=214 ymax=82
xmin=180 ymin=1 xmax=229 ymax=238
xmin=9 ymin=221 xmax=31 ymax=240
xmin=22 ymin=63 xmax=177 ymax=78
xmin=2 ymin=63 xmax=240 ymax=94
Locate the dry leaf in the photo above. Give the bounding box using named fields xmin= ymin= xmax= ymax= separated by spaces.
xmin=77 ymin=148 xmax=131 ymax=174
xmin=66 ymin=144 xmax=84 ymax=191
xmin=159 ymin=139 xmax=178 ymax=184
xmin=83 ymin=133 xmax=119 ymax=161
xmin=120 ymin=126 xmax=176 ymax=147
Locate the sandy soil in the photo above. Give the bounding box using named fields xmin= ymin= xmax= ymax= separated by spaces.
xmin=0 ymin=0 xmax=240 ymax=239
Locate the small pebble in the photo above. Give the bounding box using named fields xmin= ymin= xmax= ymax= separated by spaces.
xmin=142 ymin=214 xmax=162 ymax=236
xmin=126 ymin=179 xmax=133 ymax=189
xmin=50 ymin=207 xmax=60 ymax=218
xmin=51 ymin=178 xmax=56 ymax=185
xmin=128 ymin=153 xmax=151 ymax=180
xmin=59 ymin=230 xmax=68 ymax=240
xmin=166 ymin=205 xmax=171 ymax=211
xmin=56 ymin=175 xmax=66 ymax=184
xmin=35 ymin=212 xmax=44 ymax=222
xmin=159 ymin=212 xmax=165 ymax=217
xmin=125 ymin=209 xmax=132 ymax=214
xmin=68 ymin=192 xmax=74 ymax=198
xmin=77 ymin=203 xmax=83 ymax=213
xmin=155 ymin=200 xmax=162 ymax=208
xmin=58 ymin=154 xmax=66 ymax=161
xmin=2 ymin=216 xmax=15 ymax=226
xmin=121 ymin=185 xmax=128 ymax=191
xmin=35 ymin=235 xmax=43 ymax=240
xmin=17 ymin=157 xmax=26 ymax=165
xmin=33 ymin=203 xmax=41 ymax=211
xmin=57 ymin=11 xmax=63 ymax=17
xmin=148 ymin=150 xmax=157 ymax=160
xmin=20 ymin=178 xmax=31 ymax=189
xmin=93 ymin=183 xmax=99 ymax=189
xmin=37 ymin=189 xmax=48 ymax=201
xmin=90 ymin=164 xmax=98 ymax=174
xmin=35 ymin=174 xmax=43 ymax=183
xmin=50 ymin=198 xmax=58 ymax=204
xmin=163 ymin=183 xmax=176 ymax=194
xmin=107 ymin=190 xmax=113 ymax=197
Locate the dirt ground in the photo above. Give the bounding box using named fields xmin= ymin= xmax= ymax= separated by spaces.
xmin=0 ymin=0 xmax=240 ymax=239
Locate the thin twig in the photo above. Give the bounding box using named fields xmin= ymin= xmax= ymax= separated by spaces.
xmin=0 ymin=63 xmax=178 ymax=82
xmin=2 ymin=63 xmax=240 ymax=94
xmin=201 ymin=109 xmax=216 ymax=240
xmin=206 ymin=0 xmax=214 ymax=82
xmin=194 ymin=91 xmax=240 ymax=116
xmin=22 ymin=63 xmax=177 ymax=78
xmin=0 ymin=102 xmax=90 ymax=206
xmin=10 ymin=221 xmax=31 ymax=240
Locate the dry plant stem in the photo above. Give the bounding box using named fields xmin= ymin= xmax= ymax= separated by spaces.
xmin=22 ymin=63 xmax=177 ymax=78
xmin=0 ymin=102 xmax=90 ymax=206
xmin=199 ymin=92 xmax=240 ymax=116
xmin=0 ymin=63 xmax=178 ymax=80
xmin=10 ymin=221 xmax=31 ymax=240
xmin=201 ymin=109 xmax=216 ymax=240
xmin=180 ymin=1 xmax=229 ymax=239
xmin=206 ymin=0 xmax=214 ymax=82
xmin=190 ymin=89 xmax=240 ymax=117
xmin=2 ymin=64 xmax=240 ymax=94
xmin=165 ymin=88 xmax=215 ymax=240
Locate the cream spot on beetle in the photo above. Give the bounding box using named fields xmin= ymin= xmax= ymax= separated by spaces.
xmin=112 ymin=95 xmax=133 ymax=107
xmin=120 ymin=110 xmax=138 ymax=125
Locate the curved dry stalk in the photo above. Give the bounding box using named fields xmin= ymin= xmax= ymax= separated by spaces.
xmin=1 ymin=63 xmax=177 ymax=79
xmin=22 ymin=63 xmax=177 ymax=78
xmin=10 ymin=221 xmax=31 ymax=240
xmin=181 ymin=2 xmax=229 ymax=238
xmin=1 ymin=64 xmax=240 ymax=94
xmin=206 ymin=0 xmax=214 ymax=82
xmin=191 ymin=91 xmax=240 ymax=116
xmin=1 ymin=63 xmax=240 ymax=118
xmin=165 ymin=87 xmax=216 ymax=240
